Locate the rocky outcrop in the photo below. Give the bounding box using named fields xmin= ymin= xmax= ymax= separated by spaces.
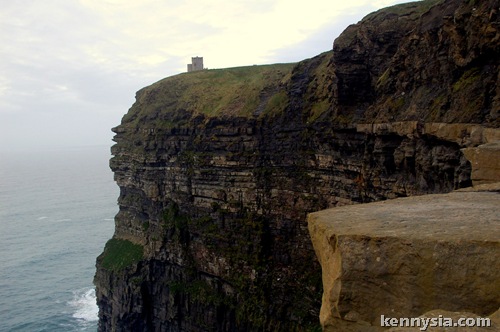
xmin=308 ymin=186 xmax=500 ymax=331
xmin=462 ymin=141 xmax=500 ymax=185
xmin=94 ymin=0 xmax=499 ymax=331
xmin=334 ymin=0 xmax=500 ymax=126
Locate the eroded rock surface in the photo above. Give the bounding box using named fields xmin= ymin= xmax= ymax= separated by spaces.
xmin=308 ymin=187 xmax=500 ymax=331
xmin=462 ymin=141 xmax=500 ymax=185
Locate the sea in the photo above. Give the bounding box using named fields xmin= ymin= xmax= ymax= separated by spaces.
xmin=0 ymin=145 xmax=118 ymax=332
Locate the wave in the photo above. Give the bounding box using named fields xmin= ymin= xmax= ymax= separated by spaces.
xmin=68 ymin=287 xmax=98 ymax=323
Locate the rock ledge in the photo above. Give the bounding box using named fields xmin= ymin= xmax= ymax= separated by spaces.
xmin=308 ymin=185 xmax=500 ymax=330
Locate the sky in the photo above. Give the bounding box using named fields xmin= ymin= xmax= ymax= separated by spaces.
xmin=1 ymin=0 xmax=418 ymax=152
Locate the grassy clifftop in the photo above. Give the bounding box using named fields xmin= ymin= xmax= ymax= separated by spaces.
xmin=121 ymin=63 xmax=296 ymax=128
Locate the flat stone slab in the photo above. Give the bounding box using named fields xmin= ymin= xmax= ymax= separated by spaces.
xmin=308 ymin=187 xmax=500 ymax=330
xmin=311 ymin=190 xmax=500 ymax=242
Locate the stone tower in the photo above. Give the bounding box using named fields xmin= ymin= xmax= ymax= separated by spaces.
xmin=187 ymin=56 xmax=204 ymax=72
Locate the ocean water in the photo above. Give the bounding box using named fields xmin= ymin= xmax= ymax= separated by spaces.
xmin=0 ymin=146 xmax=118 ymax=331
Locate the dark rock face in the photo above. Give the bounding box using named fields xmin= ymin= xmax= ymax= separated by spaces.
xmin=335 ymin=0 xmax=500 ymax=125
xmin=94 ymin=0 xmax=499 ymax=331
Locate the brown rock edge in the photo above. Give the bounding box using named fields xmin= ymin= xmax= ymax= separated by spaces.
xmin=308 ymin=184 xmax=500 ymax=330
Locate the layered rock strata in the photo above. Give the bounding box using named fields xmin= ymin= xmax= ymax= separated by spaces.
xmin=308 ymin=186 xmax=500 ymax=331
xmin=94 ymin=0 xmax=499 ymax=330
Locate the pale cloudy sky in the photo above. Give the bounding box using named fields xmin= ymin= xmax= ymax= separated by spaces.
xmin=1 ymin=0 xmax=417 ymax=151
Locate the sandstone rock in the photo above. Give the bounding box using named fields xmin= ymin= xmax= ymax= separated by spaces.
xmin=356 ymin=122 xmax=420 ymax=137
xmin=462 ymin=142 xmax=500 ymax=185
xmin=308 ymin=188 xmax=500 ymax=331
xmin=422 ymin=124 xmax=500 ymax=147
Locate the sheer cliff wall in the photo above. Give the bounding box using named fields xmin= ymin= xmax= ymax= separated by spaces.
xmin=94 ymin=0 xmax=499 ymax=330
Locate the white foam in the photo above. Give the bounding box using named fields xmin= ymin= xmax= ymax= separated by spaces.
xmin=37 ymin=216 xmax=48 ymax=220
xmin=68 ymin=287 xmax=98 ymax=322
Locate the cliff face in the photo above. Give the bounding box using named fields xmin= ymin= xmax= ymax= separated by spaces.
xmin=333 ymin=0 xmax=499 ymax=125
xmin=95 ymin=0 xmax=499 ymax=331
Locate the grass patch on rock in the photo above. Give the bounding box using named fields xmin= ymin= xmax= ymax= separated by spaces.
xmin=100 ymin=238 xmax=144 ymax=271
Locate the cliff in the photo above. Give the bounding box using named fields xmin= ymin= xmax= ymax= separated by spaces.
xmin=94 ymin=0 xmax=500 ymax=331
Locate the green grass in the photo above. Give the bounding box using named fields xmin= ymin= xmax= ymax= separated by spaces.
xmin=304 ymin=51 xmax=333 ymax=122
xmin=264 ymin=90 xmax=289 ymax=117
xmin=178 ymin=64 xmax=294 ymax=118
xmin=100 ymin=238 xmax=144 ymax=271
xmin=309 ymin=99 xmax=330 ymax=122
xmin=121 ymin=63 xmax=296 ymax=127
xmin=452 ymin=67 xmax=481 ymax=93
